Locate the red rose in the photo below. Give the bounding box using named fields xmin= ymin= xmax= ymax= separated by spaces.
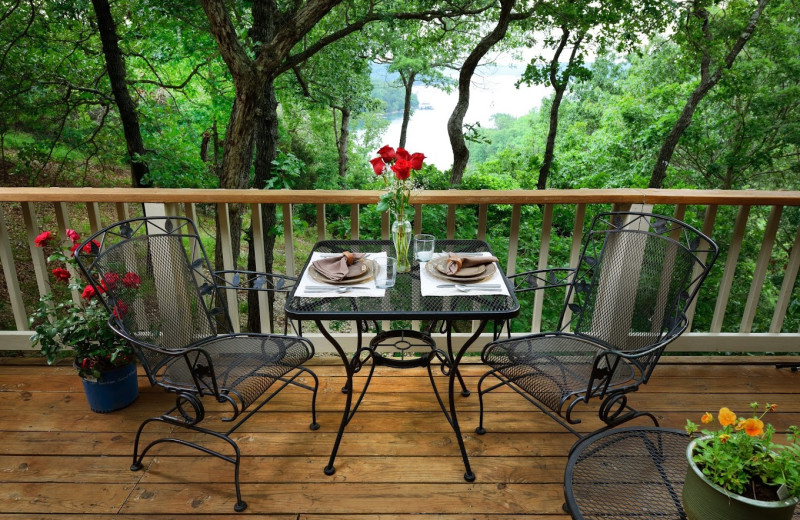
xmin=52 ymin=267 xmax=71 ymax=282
xmin=392 ymin=158 xmax=412 ymax=180
xmin=103 ymin=272 xmax=120 ymax=290
xmin=34 ymin=231 xmax=54 ymax=247
xmin=113 ymin=301 xmax=129 ymax=319
xmin=409 ymin=152 xmax=426 ymax=170
xmin=122 ymin=272 xmax=141 ymax=289
xmin=81 ymin=285 xmax=97 ymax=300
xmin=66 ymin=228 xmax=80 ymax=243
xmin=370 ymin=157 xmax=385 ymax=175
xmin=396 ymin=148 xmax=411 ymax=162
xmin=377 ymin=145 xmax=396 ymax=162
xmin=81 ymin=240 xmax=100 ymax=254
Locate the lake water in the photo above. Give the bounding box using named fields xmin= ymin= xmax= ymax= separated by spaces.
xmin=381 ymin=75 xmax=550 ymax=169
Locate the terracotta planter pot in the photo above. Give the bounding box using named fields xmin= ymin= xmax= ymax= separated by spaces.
xmin=683 ymin=437 xmax=799 ymax=520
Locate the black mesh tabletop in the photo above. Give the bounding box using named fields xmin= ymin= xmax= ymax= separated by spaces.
xmin=285 ymin=239 xmax=520 ymax=322
xmin=563 ymin=426 xmax=800 ymax=520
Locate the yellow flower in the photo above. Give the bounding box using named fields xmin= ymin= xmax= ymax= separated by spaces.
xmin=701 ymin=412 xmax=713 ymax=424
xmin=718 ymin=407 xmax=737 ymax=427
xmin=719 ymin=433 xmax=731 ymax=443
xmin=743 ymin=418 xmax=764 ymax=437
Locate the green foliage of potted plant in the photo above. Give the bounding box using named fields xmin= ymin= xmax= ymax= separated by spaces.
xmin=28 ymin=229 xmax=138 ymax=412
xmin=684 ymin=402 xmax=800 ymax=520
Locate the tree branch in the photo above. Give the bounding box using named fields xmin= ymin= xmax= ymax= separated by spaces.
xmin=279 ymin=2 xmax=496 ymax=74
xmin=126 ymin=53 xmax=212 ymax=90
xmin=201 ymin=0 xmax=254 ymax=82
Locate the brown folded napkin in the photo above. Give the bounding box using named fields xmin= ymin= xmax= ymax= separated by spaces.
xmin=312 ymin=252 xmax=367 ymax=281
xmin=446 ymin=253 xmax=499 ymax=275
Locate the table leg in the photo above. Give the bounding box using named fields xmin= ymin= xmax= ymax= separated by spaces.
xmin=446 ymin=319 xmax=487 ymax=482
xmin=316 ymin=319 xmax=354 ymax=476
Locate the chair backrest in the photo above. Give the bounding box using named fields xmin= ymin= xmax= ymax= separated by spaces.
xmin=75 ymin=217 xmax=233 ymax=381
xmin=564 ymin=212 xmax=718 ymax=369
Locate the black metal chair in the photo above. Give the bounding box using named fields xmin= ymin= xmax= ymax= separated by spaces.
xmin=75 ymin=217 xmax=319 ymax=512
xmin=475 ymin=212 xmax=718 ymax=445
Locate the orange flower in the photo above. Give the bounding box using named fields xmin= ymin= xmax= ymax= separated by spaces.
xmin=768 ymin=403 xmax=778 ymax=412
xmin=743 ymin=418 xmax=764 ymax=437
xmin=701 ymin=412 xmax=713 ymax=424
xmin=718 ymin=407 xmax=737 ymax=427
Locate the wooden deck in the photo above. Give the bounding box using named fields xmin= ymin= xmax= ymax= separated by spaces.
xmin=1 ymin=355 xmax=798 ymax=519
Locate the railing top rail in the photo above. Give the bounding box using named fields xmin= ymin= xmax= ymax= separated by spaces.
xmin=2 ymin=187 xmax=800 ymax=205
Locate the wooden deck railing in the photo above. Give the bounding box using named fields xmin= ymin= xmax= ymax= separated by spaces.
xmin=1 ymin=187 xmax=799 ymax=353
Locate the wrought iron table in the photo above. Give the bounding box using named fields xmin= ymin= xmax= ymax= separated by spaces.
xmin=563 ymin=426 xmax=800 ymax=520
xmin=285 ymin=239 xmax=519 ymax=482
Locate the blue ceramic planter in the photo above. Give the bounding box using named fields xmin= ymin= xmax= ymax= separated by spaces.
xmin=79 ymin=363 xmax=139 ymax=413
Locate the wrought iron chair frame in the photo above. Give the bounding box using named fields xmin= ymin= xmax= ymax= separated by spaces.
xmin=476 ymin=212 xmax=719 ymax=445
xmin=75 ymin=217 xmax=319 ymax=512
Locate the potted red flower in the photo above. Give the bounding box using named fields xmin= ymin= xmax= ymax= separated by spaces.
xmin=28 ymin=229 xmax=138 ymax=413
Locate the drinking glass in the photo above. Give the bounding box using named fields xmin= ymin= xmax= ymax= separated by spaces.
xmin=414 ymin=234 xmax=436 ymax=262
xmin=375 ymin=257 xmax=397 ymax=288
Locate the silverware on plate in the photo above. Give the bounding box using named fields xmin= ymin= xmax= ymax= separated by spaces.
xmin=436 ymin=284 xmax=501 ymax=288
xmin=303 ymin=285 xmax=372 ymax=293
xmin=436 ymin=283 xmax=502 ymax=292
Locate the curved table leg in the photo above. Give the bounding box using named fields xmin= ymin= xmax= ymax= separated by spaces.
xmin=316 ymin=319 xmax=356 ymax=476
xmin=446 ymin=319 xmax=487 ymax=482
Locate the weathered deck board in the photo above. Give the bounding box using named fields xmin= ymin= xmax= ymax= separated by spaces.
xmin=0 ymin=356 xmax=797 ymax=518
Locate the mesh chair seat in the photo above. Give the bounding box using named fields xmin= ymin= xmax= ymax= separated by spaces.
xmin=157 ymin=334 xmax=315 ymax=410
xmin=482 ymin=334 xmax=637 ymax=413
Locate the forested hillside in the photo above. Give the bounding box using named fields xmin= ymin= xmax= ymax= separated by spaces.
xmin=3 ymin=0 xmax=796 ymax=194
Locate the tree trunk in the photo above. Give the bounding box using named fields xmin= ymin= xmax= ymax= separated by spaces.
xmin=214 ymin=87 xmax=259 ymax=276
xmin=538 ymin=85 xmax=566 ymax=190
xmin=399 ymin=70 xmax=416 ymax=148
xmin=649 ymin=86 xmax=713 ymax=188
xmin=649 ymin=0 xmax=770 ymax=188
xmin=90 ymin=0 xmax=150 ymax=188
xmin=246 ymin=81 xmax=281 ymax=332
xmin=537 ymin=28 xmax=583 ymax=190
xmin=246 ymin=0 xmax=280 ymax=333
xmin=335 ymin=106 xmax=350 ymax=176
xmin=448 ymin=0 xmax=516 ymax=185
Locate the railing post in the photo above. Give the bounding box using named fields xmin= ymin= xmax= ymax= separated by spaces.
xmin=711 ymin=205 xmax=750 ymax=332
xmin=21 ymin=202 xmax=51 ymax=302
xmin=251 ymin=203 xmax=271 ymax=333
xmin=771 ymin=222 xmax=800 ymax=333
xmin=217 ymin=203 xmax=239 ymax=332
xmin=0 ymin=206 xmax=28 ymax=330
xmin=741 ymin=205 xmax=783 ymax=333
xmin=532 ymin=204 xmax=553 ymax=333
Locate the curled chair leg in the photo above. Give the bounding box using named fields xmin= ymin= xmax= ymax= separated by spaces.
xmin=130 ymin=393 xmax=250 ymax=512
xmin=474 ymin=369 xmax=505 ymax=435
xmin=296 ymin=366 xmax=321 ymax=430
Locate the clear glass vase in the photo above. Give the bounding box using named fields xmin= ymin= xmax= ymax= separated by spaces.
xmin=392 ymin=218 xmax=412 ymax=273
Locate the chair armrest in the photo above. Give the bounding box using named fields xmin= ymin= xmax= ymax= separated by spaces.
xmin=213 ymin=270 xmax=297 ymax=293
xmin=508 ymin=267 xmax=576 ymax=293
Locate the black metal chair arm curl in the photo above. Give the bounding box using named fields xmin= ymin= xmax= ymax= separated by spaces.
xmin=213 ymin=270 xmax=297 ymax=294
xmin=507 ymin=267 xmax=576 ymax=293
